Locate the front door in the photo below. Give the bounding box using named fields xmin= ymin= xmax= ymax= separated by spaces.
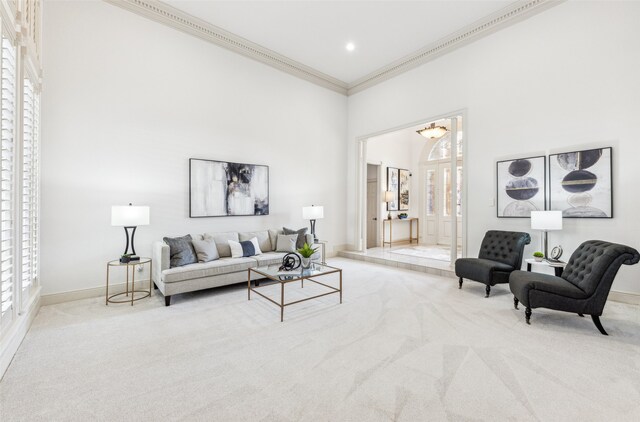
xmin=425 ymin=161 xmax=462 ymax=246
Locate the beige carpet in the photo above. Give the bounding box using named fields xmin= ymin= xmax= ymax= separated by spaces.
xmin=1 ymin=257 xmax=639 ymax=421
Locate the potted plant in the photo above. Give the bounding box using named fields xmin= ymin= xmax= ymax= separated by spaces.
xmin=297 ymin=243 xmax=318 ymax=269
xmin=398 ymin=212 xmax=408 ymax=219
xmin=533 ymin=251 xmax=544 ymax=262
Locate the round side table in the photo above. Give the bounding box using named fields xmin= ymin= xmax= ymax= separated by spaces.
xmin=106 ymin=258 xmax=152 ymax=306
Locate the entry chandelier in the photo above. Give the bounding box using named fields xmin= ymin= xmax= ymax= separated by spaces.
xmin=416 ymin=123 xmax=448 ymax=140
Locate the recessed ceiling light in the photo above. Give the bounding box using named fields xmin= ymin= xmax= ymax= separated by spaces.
xmin=346 ymin=42 xmax=355 ymax=52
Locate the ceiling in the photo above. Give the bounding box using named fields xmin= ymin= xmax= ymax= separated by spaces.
xmin=164 ymin=0 xmax=517 ymax=84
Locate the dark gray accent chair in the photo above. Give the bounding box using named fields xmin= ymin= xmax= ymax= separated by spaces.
xmin=509 ymin=240 xmax=640 ymax=335
xmin=455 ymin=230 xmax=531 ymax=297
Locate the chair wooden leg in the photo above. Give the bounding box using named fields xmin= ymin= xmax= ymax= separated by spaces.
xmin=525 ymin=307 xmax=532 ymax=324
xmin=591 ymin=315 xmax=608 ymax=335
xmin=165 ymin=295 xmax=171 ymax=307
xmin=514 ymin=296 xmax=519 ymax=309
xmin=578 ymin=313 xmax=584 ymax=317
xmin=458 ymin=277 xmax=463 ymax=289
xmin=485 ymin=285 xmax=491 ymax=298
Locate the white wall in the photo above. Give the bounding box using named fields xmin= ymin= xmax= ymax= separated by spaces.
xmin=41 ymin=1 xmax=347 ymax=295
xmin=367 ymin=131 xmax=423 ymax=241
xmin=347 ymin=1 xmax=640 ymax=294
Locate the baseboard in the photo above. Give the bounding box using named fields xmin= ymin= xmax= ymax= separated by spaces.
xmin=1 ymin=287 xmax=41 ymax=380
xmin=609 ymin=290 xmax=640 ymax=305
xmin=41 ymin=280 xmax=151 ymax=306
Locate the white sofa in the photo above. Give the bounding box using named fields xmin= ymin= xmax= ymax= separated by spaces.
xmin=152 ymin=229 xmax=314 ymax=306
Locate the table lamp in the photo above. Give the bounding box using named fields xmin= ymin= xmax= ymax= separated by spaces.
xmin=384 ymin=191 xmax=395 ymax=220
xmin=111 ymin=203 xmax=150 ymax=259
xmin=531 ymin=210 xmax=562 ymax=260
xmin=302 ymin=205 xmax=324 ymax=242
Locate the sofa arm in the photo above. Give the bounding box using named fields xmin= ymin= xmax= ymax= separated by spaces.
xmin=152 ymin=241 xmax=170 ymax=285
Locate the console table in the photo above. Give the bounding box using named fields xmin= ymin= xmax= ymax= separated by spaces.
xmin=382 ymin=218 xmax=419 ymax=247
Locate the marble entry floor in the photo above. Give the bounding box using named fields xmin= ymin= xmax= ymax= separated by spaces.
xmin=339 ymin=243 xmax=459 ymax=279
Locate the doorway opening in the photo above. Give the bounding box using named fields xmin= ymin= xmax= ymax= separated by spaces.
xmin=351 ymin=112 xmax=466 ymax=269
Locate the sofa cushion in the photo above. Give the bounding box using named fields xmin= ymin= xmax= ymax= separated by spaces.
xmin=283 ymin=227 xmax=308 ymax=249
xmin=191 ymin=237 xmax=220 ymax=263
xmin=239 ymin=230 xmax=272 ymax=252
xmin=251 ymin=252 xmax=288 ymax=267
xmin=229 ymin=238 xmax=262 ymax=258
xmin=268 ymin=229 xmax=281 ymax=251
xmin=205 ymin=232 xmax=239 ymax=258
xmin=455 ymin=258 xmax=514 ymax=284
xmin=509 ymin=270 xmax=588 ymax=308
xmin=163 ymin=235 xmax=198 ymax=268
xmin=161 ymin=257 xmax=257 ymax=284
xmin=276 ymin=234 xmax=297 ymax=252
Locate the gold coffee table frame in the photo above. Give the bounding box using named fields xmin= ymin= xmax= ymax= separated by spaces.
xmin=106 ymin=258 xmax=152 ymax=306
xmin=248 ymin=264 xmax=342 ymax=322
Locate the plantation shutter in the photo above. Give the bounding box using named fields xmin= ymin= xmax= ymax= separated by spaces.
xmin=21 ymin=77 xmax=39 ymax=302
xmin=1 ymin=35 xmax=16 ymax=327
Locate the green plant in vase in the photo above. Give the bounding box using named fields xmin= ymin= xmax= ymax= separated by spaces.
xmin=533 ymin=251 xmax=544 ymax=262
xmin=297 ymin=243 xmax=318 ymax=269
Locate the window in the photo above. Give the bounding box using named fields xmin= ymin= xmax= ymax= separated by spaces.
xmin=426 ymin=169 xmax=435 ymax=216
xmin=1 ymin=35 xmax=16 ymax=327
xmin=427 ymin=132 xmax=463 ymax=161
xmin=21 ymin=78 xmax=39 ymax=302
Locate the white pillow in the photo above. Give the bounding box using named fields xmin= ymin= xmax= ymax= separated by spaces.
xmin=191 ymin=237 xmax=220 ymax=262
xmin=229 ymin=237 xmax=262 ymax=258
xmin=275 ymin=234 xmax=297 ymax=253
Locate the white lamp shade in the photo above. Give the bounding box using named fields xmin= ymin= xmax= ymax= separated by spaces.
xmin=111 ymin=205 xmax=150 ymax=226
xmin=531 ymin=210 xmax=562 ymax=231
xmin=302 ymin=205 xmax=324 ymax=220
xmin=383 ymin=191 xmax=395 ymax=202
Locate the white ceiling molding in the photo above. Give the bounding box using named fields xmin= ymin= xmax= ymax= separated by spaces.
xmin=347 ymin=0 xmax=565 ymax=95
xmin=103 ymin=0 xmax=349 ymax=95
xmin=104 ymin=0 xmax=563 ymax=97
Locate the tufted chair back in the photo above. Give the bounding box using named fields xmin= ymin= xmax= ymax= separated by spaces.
xmin=478 ymin=230 xmax=531 ymax=269
xmin=562 ymin=240 xmax=640 ymax=298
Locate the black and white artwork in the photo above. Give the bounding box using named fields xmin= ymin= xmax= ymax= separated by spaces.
xmin=549 ymin=147 xmax=612 ymax=218
xmin=497 ymin=156 xmax=546 ymax=217
xmin=387 ymin=167 xmax=399 ymax=211
xmin=189 ymin=158 xmax=269 ymax=217
xmin=399 ymin=169 xmax=410 ymax=211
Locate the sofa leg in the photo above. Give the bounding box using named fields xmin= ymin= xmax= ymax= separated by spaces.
xmin=591 ymin=315 xmax=608 ymax=335
xmin=153 ymin=282 xmax=158 ymax=290
xmin=485 ymin=285 xmax=491 ymax=298
xmin=458 ymin=277 xmax=463 ymax=289
xmin=514 ymin=296 xmax=519 ymax=310
xmin=525 ymin=307 xmax=532 ymax=324
xmin=578 ymin=313 xmax=584 ymax=317
xmin=165 ymin=295 xmax=171 ymax=307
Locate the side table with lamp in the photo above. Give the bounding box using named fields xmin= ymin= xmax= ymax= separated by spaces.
xmin=528 ymin=210 xmax=565 ymax=276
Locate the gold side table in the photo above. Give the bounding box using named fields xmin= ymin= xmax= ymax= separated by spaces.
xmin=106 ymin=258 xmax=152 ymax=306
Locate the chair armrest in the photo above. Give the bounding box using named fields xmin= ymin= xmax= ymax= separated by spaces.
xmin=152 ymin=241 xmax=170 ymax=284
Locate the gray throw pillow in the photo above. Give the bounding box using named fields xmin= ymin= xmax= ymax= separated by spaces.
xmin=191 ymin=237 xmax=220 ymax=263
xmin=276 ymin=234 xmax=297 ymax=252
xmin=163 ymin=235 xmax=197 ymax=268
xmin=283 ymin=227 xmax=308 ymax=249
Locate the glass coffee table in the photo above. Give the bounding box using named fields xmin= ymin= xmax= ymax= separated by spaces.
xmin=248 ymin=263 xmax=342 ymax=322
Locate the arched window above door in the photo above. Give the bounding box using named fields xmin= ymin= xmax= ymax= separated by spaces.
xmin=427 ymin=132 xmax=463 ymax=161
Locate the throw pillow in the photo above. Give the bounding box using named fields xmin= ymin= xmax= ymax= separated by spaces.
xmin=191 ymin=237 xmax=220 ymax=263
xmin=163 ymin=235 xmax=197 ymax=268
xmin=283 ymin=227 xmax=308 ymax=249
xmin=275 ymin=234 xmax=297 ymax=253
xmin=229 ymin=237 xmax=262 ymax=258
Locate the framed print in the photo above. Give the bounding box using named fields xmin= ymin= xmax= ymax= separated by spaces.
xmin=549 ymin=147 xmax=612 ymax=218
xmin=496 ymin=156 xmax=546 ymax=217
xmin=399 ymin=169 xmax=410 ymax=211
xmin=387 ymin=167 xmax=399 ymax=211
xmin=189 ymin=158 xmax=269 ymax=217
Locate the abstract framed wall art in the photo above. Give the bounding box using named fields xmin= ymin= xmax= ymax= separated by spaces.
xmin=387 ymin=167 xmax=399 ymax=211
xmin=549 ymin=147 xmax=612 ymax=218
xmin=496 ymin=156 xmax=546 ymax=217
xmin=189 ymin=158 xmax=269 ymax=217
xmin=399 ymin=169 xmax=410 ymax=211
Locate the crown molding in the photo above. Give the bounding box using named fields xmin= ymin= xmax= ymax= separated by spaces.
xmin=103 ymin=0 xmax=349 ymax=95
xmin=347 ymin=0 xmax=564 ymax=95
xmin=104 ymin=0 xmax=563 ymax=97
